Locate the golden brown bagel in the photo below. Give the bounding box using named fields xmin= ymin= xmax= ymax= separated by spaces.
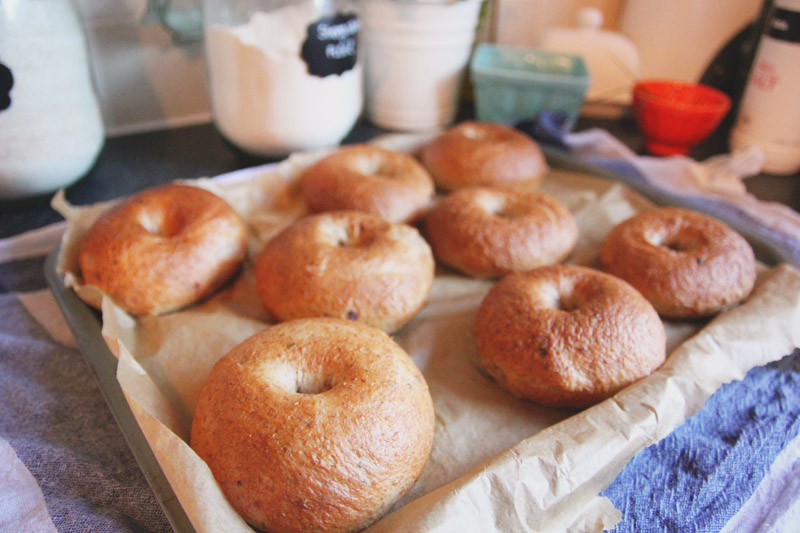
xmin=475 ymin=265 xmax=666 ymax=409
xmin=254 ymin=210 xmax=435 ymax=333
xmin=78 ymin=184 xmax=247 ymax=316
xmin=190 ymin=317 xmax=435 ymax=533
xmin=424 ymin=186 xmax=578 ymax=278
xmin=419 ymin=121 xmax=548 ymax=190
xmin=300 ymin=144 xmax=435 ymax=223
xmin=599 ymin=207 xmax=757 ymax=318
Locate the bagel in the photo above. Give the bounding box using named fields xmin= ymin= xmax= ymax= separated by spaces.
xmin=300 ymin=144 xmax=435 ymax=223
xmin=419 ymin=121 xmax=548 ymax=190
xmin=424 ymin=186 xmax=578 ymax=277
xmin=190 ymin=317 xmax=435 ymax=533
xmin=475 ymin=265 xmax=666 ymax=409
xmin=254 ymin=210 xmax=435 ymax=333
xmin=599 ymin=207 xmax=757 ymax=318
xmin=78 ymin=183 xmax=247 ymax=316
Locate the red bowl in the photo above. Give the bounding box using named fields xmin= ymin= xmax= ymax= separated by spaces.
xmin=632 ymin=80 xmax=731 ymax=156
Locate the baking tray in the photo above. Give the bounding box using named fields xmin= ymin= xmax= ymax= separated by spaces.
xmin=43 ymin=150 xmax=790 ymax=533
xmin=44 ymin=248 xmax=196 ymax=533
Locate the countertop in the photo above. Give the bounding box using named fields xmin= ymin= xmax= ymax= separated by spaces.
xmin=2 ymin=114 xmax=799 ymax=240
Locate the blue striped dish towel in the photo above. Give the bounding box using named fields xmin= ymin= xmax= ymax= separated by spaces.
xmin=516 ymin=116 xmax=800 ymax=532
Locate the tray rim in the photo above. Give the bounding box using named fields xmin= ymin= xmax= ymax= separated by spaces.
xmin=542 ymin=145 xmax=789 ymax=267
xmin=44 ymin=247 xmax=195 ymax=533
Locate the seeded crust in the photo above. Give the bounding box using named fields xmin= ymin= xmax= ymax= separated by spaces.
xmin=424 ymin=186 xmax=578 ymax=278
xmin=254 ymin=210 xmax=435 ymax=333
xmin=419 ymin=121 xmax=548 ymax=191
xmin=190 ymin=318 xmax=435 ymax=533
xmin=300 ymin=144 xmax=435 ymax=223
xmin=475 ymin=265 xmax=666 ymax=409
xmin=77 ymin=184 xmax=247 ymax=316
xmin=599 ymin=207 xmax=756 ymax=318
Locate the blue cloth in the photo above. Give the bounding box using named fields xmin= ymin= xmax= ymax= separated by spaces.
xmin=602 ymin=349 xmax=800 ymax=532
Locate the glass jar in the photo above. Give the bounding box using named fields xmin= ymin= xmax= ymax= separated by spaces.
xmin=0 ymin=0 xmax=104 ymax=199
xmin=203 ymin=0 xmax=362 ymax=157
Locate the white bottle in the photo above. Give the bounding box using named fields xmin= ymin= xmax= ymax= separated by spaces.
xmin=730 ymin=0 xmax=800 ymax=175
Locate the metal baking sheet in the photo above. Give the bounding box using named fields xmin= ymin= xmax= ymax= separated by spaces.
xmin=43 ymin=151 xmax=787 ymax=533
xmin=44 ymin=248 xmax=195 ymax=533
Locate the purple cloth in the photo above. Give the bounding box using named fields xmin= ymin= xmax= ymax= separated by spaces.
xmin=582 ymin=155 xmax=800 ymax=267
xmin=515 ymin=114 xmax=800 ymax=267
xmin=0 ymin=258 xmax=171 ymax=532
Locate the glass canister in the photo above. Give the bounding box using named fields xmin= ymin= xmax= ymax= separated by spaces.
xmin=0 ymin=0 xmax=104 ymax=199
xmin=203 ymin=0 xmax=362 ymax=157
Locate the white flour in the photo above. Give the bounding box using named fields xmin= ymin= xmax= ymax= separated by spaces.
xmin=205 ymin=3 xmax=363 ymax=157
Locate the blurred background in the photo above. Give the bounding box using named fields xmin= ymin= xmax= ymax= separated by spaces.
xmin=74 ymin=0 xmax=764 ymax=136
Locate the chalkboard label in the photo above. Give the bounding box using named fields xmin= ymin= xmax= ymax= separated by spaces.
xmin=301 ymin=13 xmax=359 ymax=78
xmin=768 ymin=7 xmax=800 ymax=44
xmin=0 ymin=61 xmax=13 ymax=111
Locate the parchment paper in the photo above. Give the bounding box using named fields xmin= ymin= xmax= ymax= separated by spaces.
xmin=52 ymin=135 xmax=800 ymax=533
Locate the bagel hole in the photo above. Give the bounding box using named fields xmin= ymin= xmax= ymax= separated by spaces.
xmin=329 ymin=221 xmax=376 ymax=248
xmin=295 ymin=372 xmax=334 ymax=395
xmin=478 ymin=191 xmax=526 ymax=219
xmin=542 ymin=283 xmax=581 ymax=312
xmin=650 ymin=231 xmax=702 ymax=253
xmin=478 ymin=193 xmax=505 ymax=216
xmin=554 ymin=293 xmax=582 ymax=312
xmin=461 ymin=124 xmax=487 ymax=140
xmin=478 ymin=193 xmax=525 ymax=219
xmin=138 ymin=210 xmax=183 ymax=238
xmin=138 ymin=212 xmax=165 ymax=236
xmin=664 ymin=236 xmax=699 ymax=252
xmin=359 ymin=153 xmax=396 ymax=179
xmin=326 ymin=223 xmax=353 ymax=247
xmin=496 ymin=203 xmax=527 ymax=219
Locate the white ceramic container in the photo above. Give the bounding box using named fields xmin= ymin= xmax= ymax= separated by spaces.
xmin=359 ymin=0 xmax=482 ymax=132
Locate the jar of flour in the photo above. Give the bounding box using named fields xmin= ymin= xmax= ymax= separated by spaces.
xmin=0 ymin=0 xmax=104 ymax=199
xmin=203 ymin=0 xmax=362 ymax=157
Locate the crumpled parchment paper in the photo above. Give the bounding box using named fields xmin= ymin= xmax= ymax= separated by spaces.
xmin=52 ymin=134 xmax=800 ymax=532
